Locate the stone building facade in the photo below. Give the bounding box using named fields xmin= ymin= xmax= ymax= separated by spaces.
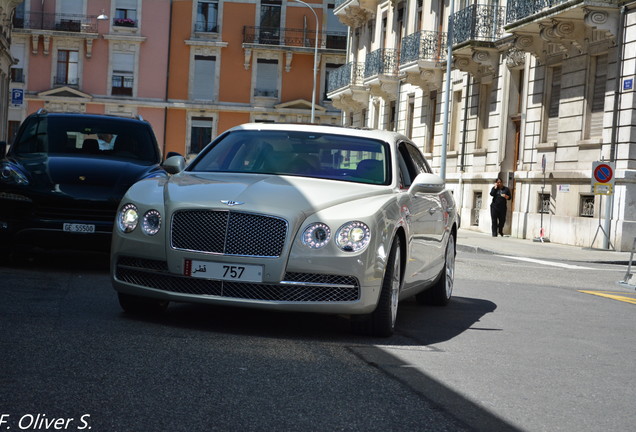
xmin=328 ymin=0 xmax=636 ymax=251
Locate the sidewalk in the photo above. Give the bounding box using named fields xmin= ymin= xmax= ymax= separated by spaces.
xmin=457 ymin=228 xmax=635 ymax=265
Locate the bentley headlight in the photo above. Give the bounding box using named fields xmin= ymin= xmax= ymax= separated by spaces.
xmin=118 ymin=203 xmax=139 ymax=233
xmin=141 ymin=209 xmax=161 ymax=236
xmin=302 ymin=223 xmax=331 ymax=249
xmin=336 ymin=221 xmax=371 ymax=252
xmin=0 ymin=162 xmax=29 ymax=185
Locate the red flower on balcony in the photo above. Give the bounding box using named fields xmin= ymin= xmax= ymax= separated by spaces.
xmin=114 ymin=18 xmax=136 ymax=27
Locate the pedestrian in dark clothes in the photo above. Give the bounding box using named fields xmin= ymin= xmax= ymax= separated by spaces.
xmin=490 ymin=178 xmax=511 ymax=237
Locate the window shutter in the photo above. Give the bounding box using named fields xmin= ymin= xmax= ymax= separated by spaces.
xmin=546 ymin=66 xmax=561 ymax=142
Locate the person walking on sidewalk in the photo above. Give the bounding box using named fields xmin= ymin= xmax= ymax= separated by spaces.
xmin=490 ymin=178 xmax=511 ymax=237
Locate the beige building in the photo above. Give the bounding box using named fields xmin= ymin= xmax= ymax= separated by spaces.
xmin=0 ymin=0 xmax=22 ymax=142
xmin=329 ymin=0 xmax=636 ymax=251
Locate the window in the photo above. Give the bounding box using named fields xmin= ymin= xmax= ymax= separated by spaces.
xmin=580 ymin=195 xmax=595 ymax=218
xmin=324 ymin=63 xmax=340 ymax=101
xmin=477 ymin=83 xmax=492 ymax=149
xmin=545 ymin=65 xmax=561 ymax=142
xmin=426 ymin=90 xmax=437 ymax=154
xmin=259 ymin=0 xmax=281 ymax=44
xmin=114 ymin=0 xmax=138 ymax=27
xmin=255 ymin=59 xmax=278 ymax=97
xmin=538 ymin=193 xmax=551 ymax=214
xmin=196 ymin=0 xmax=218 ymax=32
xmin=112 ymin=52 xmax=134 ymax=96
xmin=193 ymin=55 xmax=216 ymax=100
xmin=190 ymin=117 xmax=213 ymax=154
xmin=10 ymin=43 xmax=25 ymax=83
xmin=57 ymin=0 xmax=82 ymax=31
xmin=472 ymin=192 xmax=482 ymax=226
xmin=326 ymin=4 xmax=346 ymax=49
xmin=56 ymin=50 xmax=79 ymax=86
xmin=587 ymin=54 xmax=608 ymax=138
xmin=405 ymin=95 xmax=415 ymax=139
xmin=449 ymin=90 xmax=462 ymax=151
xmin=388 ymin=101 xmax=397 ymax=131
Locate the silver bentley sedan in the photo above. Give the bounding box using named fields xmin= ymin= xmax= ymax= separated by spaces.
xmin=111 ymin=123 xmax=457 ymax=336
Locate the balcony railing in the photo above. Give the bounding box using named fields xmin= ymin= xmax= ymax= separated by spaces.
xmin=452 ymin=4 xmax=505 ymax=46
xmin=506 ymin=0 xmax=573 ymax=24
xmin=364 ymin=48 xmax=399 ymax=78
xmin=12 ymin=12 xmax=98 ymax=33
xmin=243 ymin=26 xmax=347 ymax=50
xmin=400 ymin=30 xmax=447 ymax=65
xmin=54 ymin=76 xmax=79 ymax=87
xmin=327 ymin=62 xmax=365 ymax=93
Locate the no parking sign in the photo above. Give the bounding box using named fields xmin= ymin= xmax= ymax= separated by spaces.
xmin=592 ymin=161 xmax=615 ymax=195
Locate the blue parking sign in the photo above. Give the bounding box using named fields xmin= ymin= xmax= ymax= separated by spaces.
xmin=11 ymin=88 xmax=23 ymax=106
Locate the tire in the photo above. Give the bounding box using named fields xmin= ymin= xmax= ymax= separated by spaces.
xmin=118 ymin=292 xmax=169 ymax=316
xmin=352 ymin=237 xmax=402 ymax=337
xmin=416 ymin=233 xmax=455 ymax=306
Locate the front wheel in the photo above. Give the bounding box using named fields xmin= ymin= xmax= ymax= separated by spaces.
xmin=352 ymin=237 xmax=402 ymax=337
xmin=416 ymin=233 xmax=455 ymax=306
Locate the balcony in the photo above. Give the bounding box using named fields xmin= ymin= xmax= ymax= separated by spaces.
xmin=243 ymin=26 xmax=346 ymax=51
xmin=13 ymin=12 xmax=98 ymax=33
xmin=504 ymin=0 xmax=620 ymax=62
xmin=451 ymin=4 xmax=505 ymax=78
xmin=399 ymin=30 xmax=446 ymax=91
xmin=364 ymin=48 xmax=400 ymax=100
xmin=333 ymin=0 xmax=378 ymax=28
xmin=327 ymin=62 xmax=367 ymax=111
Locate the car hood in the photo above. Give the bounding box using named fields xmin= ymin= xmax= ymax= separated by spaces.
xmin=14 ymin=154 xmax=159 ymax=201
xmin=166 ymin=172 xmax=391 ymax=219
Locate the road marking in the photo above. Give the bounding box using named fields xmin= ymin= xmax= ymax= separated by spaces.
xmin=498 ymin=255 xmax=594 ymax=270
xmin=579 ymin=290 xmax=636 ymax=305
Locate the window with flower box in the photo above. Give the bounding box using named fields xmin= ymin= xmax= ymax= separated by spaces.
xmin=114 ymin=0 xmax=138 ymax=27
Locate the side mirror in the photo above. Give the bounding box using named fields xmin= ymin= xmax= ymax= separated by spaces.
xmin=162 ymin=155 xmax=186 ymax=174
xmin=409 ymin=172 xmax=445 ymax=194
xmin=0 ymin=141 xmax=6 ymax=158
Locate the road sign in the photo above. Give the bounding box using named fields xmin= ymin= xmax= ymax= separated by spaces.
xmin=11 ymin=88 xmax=23 ymax=106
xmin=591 ymin=161 xmax=615 ymax=195
xmin=592 ymin=162 xmax=614 ymax=184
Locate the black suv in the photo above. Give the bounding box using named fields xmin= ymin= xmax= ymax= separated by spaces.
xmin=0 ymin=110 xmax=171 ymax=254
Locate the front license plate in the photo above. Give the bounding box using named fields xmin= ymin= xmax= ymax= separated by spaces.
xmin=63 ymin=223 xmax=95 ymax=234
xmin=184 ymin=259 xmax=263 ymax=282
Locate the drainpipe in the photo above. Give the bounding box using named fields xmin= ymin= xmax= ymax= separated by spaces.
xmin=457 ymin=75 xmax=471 ymax=218
xmin=604 ymin=5 xmax=628 ymax=249
xmin=162 ymin=0 xmax=173 ymax=158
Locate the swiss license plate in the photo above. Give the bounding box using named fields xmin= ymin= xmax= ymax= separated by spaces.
xmin=63 ymin=223 xmax=96 ymax=234
xmin=184 ymin=259 xmax=263 ymax=282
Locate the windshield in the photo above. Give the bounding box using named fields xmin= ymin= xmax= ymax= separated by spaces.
xmin=12 ymin=116 xmax=160 ymax=164
xmin=188 ymin=130 xmax=390 ymax=185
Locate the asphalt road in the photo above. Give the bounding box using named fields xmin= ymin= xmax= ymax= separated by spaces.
xmin=1 ymin=250 xmax=634 ymax=432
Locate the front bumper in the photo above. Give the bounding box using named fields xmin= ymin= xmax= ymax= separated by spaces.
xmin=112 ymin=255 xmax=381 ymax=314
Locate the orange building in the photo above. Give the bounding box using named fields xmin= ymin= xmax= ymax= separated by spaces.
xmin=8 ymin=0 xmax=346 ymax=157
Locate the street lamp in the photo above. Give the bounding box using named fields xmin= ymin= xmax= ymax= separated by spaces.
xmin=293 ymin=0 xmax=318 ymax=123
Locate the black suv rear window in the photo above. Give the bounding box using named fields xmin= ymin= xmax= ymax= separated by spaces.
xmin=13 ymin=116 xmax=159 ymax=163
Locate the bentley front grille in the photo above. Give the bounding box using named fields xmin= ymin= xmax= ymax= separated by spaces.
xmin=116 ymin=257 xmax=360 ymax=302
xmin=171 ymin=210 xmax=287 ymax=257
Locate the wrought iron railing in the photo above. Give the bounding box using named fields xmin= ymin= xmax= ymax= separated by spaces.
xmin=506 ymin=0 xmax=575 ymax=24
xmin=12 ymin=12 xmax=98 ymax=33
xmin=243 ymin=26 xmax=346 ymax=50
xmin=327 ymin=62 xmax=365 ymax=93
xmin=400 ymin=30 xmax=447 ymax=65
xmin=364 ymin=48 xmax=399 ymax=78
xmin=452 ymin=4 xmax=506 ymax=46
xmin=54 ymin=76 xmax=79 ymax=87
